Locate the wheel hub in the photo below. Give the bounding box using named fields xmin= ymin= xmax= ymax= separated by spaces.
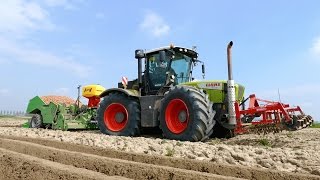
xmin=115 ymin=112 xmax=125 ymax=123
xmin=165 ymin=98 xmax=189 ymax=134
xmin=178 ymin=111 xmax=187 ymax=123
xmin=103 ymin=103 xmax=128 ymax=132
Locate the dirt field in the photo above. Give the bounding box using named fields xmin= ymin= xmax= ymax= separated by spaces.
xmin=0 ymin=116 xmax=319 ymax=180
xmin=0 ymin=116 xmax=28 ymax=127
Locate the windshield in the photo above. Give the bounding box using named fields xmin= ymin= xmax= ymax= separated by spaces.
xmin=147 ymin=53 xmax=168 ymax=87
xmin=170 ymin=52 xmax=192 ymax=84
xmin=146 ymin=51 xmax=192 ymax=89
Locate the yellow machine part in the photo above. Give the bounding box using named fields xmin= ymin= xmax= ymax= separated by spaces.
xmin=82 ymin=84 xmax=106 ymax=98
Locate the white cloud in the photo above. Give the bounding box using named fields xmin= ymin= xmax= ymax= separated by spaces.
xmin=140 ymin=11 xmax=170 ymax=38
xmin=0 ymin=89 xmax=9 ymax=96
xmin=0 ymin=0 xmax=54 ymax=35
xmin=0 ymin=0 xmax=90 ymax=77
xmin=44 ymin=0 xmax=68 ymax=7
xmin=0 ymin=0 xmax=83 ymax=35
xmin=44 ymin=0 xmax=84 ymax=10
xmin=0 ymin=37 xmax=91 ymax=77
xmin=311 ymin=36 xmax=320 ymax=57
xmin=0 ymin=59 xmax=9 ymax=64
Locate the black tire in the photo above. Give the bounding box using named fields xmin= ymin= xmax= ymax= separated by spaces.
xmin=211 ymin=121 xmax=235 ymax=138
xmin=97 ymin=93 xmax=140 ymax=136
xmin=284 ymin=115 xmax=300 ymax=130
xmin=291 ymin=115 xmax=300 ymax=130
xmin=210 ymin=96 xmax=236 ymax=138
xmin=159 ymin=86 xmax=215 ymax=141
xmin=29 ymin=114 xmax=43 ymax=128
xmin=307 ymin=115 xmax=314 ymax=127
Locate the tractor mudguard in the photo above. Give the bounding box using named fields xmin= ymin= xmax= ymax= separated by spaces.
xmin=99 ymin=88 xmax=139 ymax=98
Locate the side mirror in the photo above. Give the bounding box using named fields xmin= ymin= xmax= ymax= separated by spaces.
xmin=202 ymin=63 xmax=205 ymax=79
xmin=159 ymin=50 xmax=166 ymax=62
xmin=202 ymin=64 xmax=205 ymax=74
xmin=135 ymin=49 xmax=145 ymax=59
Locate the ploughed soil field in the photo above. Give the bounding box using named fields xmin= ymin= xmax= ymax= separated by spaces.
xmin=0 ymin=116 xmax=319 ymax=180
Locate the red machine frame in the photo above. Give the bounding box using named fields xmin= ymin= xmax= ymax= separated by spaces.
xmin=233 ymin=94 xmax=305 ymax=134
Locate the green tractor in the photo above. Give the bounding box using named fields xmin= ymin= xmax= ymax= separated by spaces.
xmin=26 ymin=85 xmax=106 ymax=130
xmin=97 ymin=42 xmax=245 ymax=141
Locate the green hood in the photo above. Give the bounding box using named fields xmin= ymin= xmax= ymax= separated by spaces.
xmin=181 ymin=80 xmax=245 ymax=104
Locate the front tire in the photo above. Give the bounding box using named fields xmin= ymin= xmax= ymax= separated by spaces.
xmin=29 ymin=114 xmax=43 ymax=128
xmin=159 ymin=86 xmax=215 ymax=141
xmin=97 ymin=93 xmax=140 ymax=136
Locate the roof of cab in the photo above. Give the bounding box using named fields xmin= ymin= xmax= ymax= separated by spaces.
xmin=145 ymin=46 xmax=198 ymax=58
xmin=145 ymin=46 xmax=194 ymax=54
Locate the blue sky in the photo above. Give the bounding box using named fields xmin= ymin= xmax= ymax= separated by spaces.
xmin=0 ymin=0 xmax=319 ymax=121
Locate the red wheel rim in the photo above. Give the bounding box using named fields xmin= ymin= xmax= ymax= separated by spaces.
xmin=104 ymin=103 xmax=128 ymax=132
xmin=165 ymin=99 xmax=189 ymax=134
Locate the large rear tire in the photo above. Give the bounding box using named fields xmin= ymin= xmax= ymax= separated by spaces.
xmin=29 ymin=114 xmax=43 ymax=128
xmin=97 ymin=93 xmax=140 ymax=136
xmin=159 ymin=86 xmax=215 ymax=141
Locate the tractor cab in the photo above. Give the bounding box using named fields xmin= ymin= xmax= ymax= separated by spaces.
xmin=141 ymin=45 xmax=201 ymax=95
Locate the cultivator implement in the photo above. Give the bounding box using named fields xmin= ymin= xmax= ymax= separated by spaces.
xmin=233 ymin=94 xmax=314 ymax=134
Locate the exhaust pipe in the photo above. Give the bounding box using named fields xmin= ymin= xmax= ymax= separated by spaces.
xmin=227 ymin=41 xmax=236 ymax=126
xmin=135 ymin=49 xmax=144 ymax=95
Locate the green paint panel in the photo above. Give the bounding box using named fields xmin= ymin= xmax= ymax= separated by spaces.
xmin=182 ymin=80 xmax=245 ymax=103
xmin=26 ymin=96 xmax=45 ymax=113
xmin=26 ymin=96 xmax=98 ymax=131
xmin=41 ymin=102 xmax=58 ymax=124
